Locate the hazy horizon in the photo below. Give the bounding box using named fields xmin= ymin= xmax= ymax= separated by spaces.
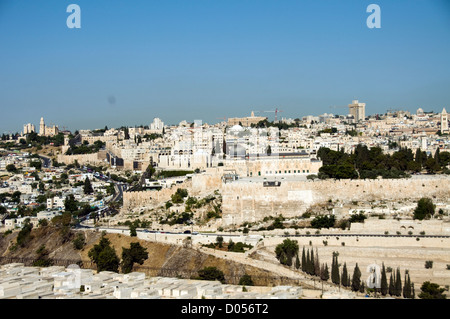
xmin=1 ymin=0 xmax=450 ymax=133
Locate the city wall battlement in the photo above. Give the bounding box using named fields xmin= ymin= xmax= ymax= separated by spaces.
xmin=221 ymin=177 xmax=450 ymax=226
xmin=122 ymin=180 xmax=192 ymax=210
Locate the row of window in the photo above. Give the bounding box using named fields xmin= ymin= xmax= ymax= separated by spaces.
xmin=251 ymin=169 xmax=310 ymax=176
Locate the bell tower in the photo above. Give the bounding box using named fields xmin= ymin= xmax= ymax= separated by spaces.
xmin=39 ymin=117 xmax=45 ymax=136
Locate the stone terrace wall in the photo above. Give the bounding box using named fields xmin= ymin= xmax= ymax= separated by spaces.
xmin=221 ymin=177 xmax=450 ymax=226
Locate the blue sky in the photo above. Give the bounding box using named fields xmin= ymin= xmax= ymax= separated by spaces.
xmin=1 ymin=0 xmax=450 ymax=133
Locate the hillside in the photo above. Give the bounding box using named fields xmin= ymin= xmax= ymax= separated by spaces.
xmin=0 ymin=227 xmax=290 ymax=286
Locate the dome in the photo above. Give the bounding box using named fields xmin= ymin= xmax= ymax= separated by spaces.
xmin=230 ymin=124 xmax=244 ymax=131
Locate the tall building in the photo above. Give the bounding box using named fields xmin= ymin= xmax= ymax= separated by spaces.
xmin=348 ymin=100 xmax=366 ymax=122
xmin=39 ymin=117 xmax=59 ymax=137
xmin=39 ymin=117 xmax=45 ymax=136
xmin=227 ymin=111 xmax=267 ymax=127
xmin=441 ymin=108 xmax=448 ymax=134
xmin=150 ymin=117 xmax=164 ymax=131
xmin=23 ymin=123 xmax=35 ymax=135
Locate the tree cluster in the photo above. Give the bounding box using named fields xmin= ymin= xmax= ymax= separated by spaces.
xmin=317 ymin=145 xmax=450 ymax=180
xmin=88 ymin=234 xmax=148 ymax=274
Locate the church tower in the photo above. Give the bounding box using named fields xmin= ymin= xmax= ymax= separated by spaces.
xmin=39 ymin=117 xmax=45 ymax=136
xmin=441 ymin=108 xmax=448 ymax=134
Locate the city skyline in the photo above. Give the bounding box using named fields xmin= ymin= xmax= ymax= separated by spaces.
xmin=1 ymin=0 xmax=450 ymax=132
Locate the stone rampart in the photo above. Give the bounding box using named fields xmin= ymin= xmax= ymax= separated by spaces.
xmin=122 ymin=180 xmax=192 ymax=210
xmin=221 ymin=177 xmax=450 ymax=226
xmin=57 ymin=152 xmax=104 ymax=166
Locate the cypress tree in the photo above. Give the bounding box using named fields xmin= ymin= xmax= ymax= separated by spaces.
xmin=331 ymin=254 xmax=341 ymax=285
xmin=295 ymin=254 xmax=300 ymax=270
xmin=331 ymin=255 xmax=337 ymax=284
xmin=306 ymin=249 xmax=311 ymax=274
xmin=310 ymin=248 xmax=315 ymax=276
xmin=331 ymin=256 xmax=336 ymax=284
xmin=321 ymin=263 xmax=330 ymax=281
xmin=395 ymin=268 xmax=402 ymax=297
xmin=380 ymin=263 xmax=388 ymax=296
xmin=351 ymin=263 xmax=362 ymax=292
xmin=341 ymin=262 xmax=349 ymax=287
xmin=314 ymin=249 xmax=320 ymax=277
xmin=359 ymin=281 xmax=365 ymax=294
xmin=403 ymin=274 xmax=408 ymax=298
xmin=406 ymin=274 xmax=412 ymax=298
xmin=389 ymin=273 xmax=395 ymax=296
xmin=335 ymin=255 xmax=340 ymax=285
xmin=435 ymin=148 xmax=441 ymax=168
xmin=84 ymin=176 xmax=94 ymax=194
xmin=301 ymin=247 xmax=306 ymax=272
xmin=415 ymin=148 xmax=422 ymax=167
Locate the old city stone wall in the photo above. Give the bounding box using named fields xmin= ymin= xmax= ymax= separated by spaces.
xmin=56 ymin=152 xmax=105 ymax=166
xmin=221 ymin=177 xmax=450 ymax=226
xmin=122 ymin=180 xmax=192 ymax=210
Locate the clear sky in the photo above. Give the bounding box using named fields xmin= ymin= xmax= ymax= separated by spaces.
xmin=1 ymin=0 xmax=450 ymax=133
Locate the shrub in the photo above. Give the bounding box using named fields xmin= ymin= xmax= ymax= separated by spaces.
xmin=197 ymin=267 xmax=225 ymax=283
xmin=73 ymin=233 xmax=86 ymax=250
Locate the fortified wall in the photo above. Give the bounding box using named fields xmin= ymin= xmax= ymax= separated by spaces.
xmin=349 ymin=219 xmax=450 ymax=235
xmin=122 ymin=180 xmax=192 ymax=210
xmin=221 ymin=177 xmax=450 ymax=226
xmin=56 ymin=151 xmax=107 ymax=166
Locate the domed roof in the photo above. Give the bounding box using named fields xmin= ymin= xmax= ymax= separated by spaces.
xmin=230 ymin=124 xmax=244 ymax=131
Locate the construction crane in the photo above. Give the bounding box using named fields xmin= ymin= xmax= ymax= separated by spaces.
xmin=262 ymin=108 xmax=283 ymax=122
xmin=216 ymin=117 xmax=227 ymax=123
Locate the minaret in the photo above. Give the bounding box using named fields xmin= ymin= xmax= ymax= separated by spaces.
xmin=441 ymin=108 xmax=448 ymax=133
xmin=39 ymin=117 xmax=45 ymax=136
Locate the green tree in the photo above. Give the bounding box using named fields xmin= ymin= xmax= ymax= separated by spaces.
xmin=351 ymin=263 xmax=362 ymax=292
xmin=64 ymin=194 xmax=78 ymax=213
xmin=216 ymin=236 xmax=224 ymax=248
xmin=197 ymin=267 xmax=225 ymax=283
xmin=239 ymin=274 xmax=254 ymax=286
xmin=84 ymin=177 xmax=94 ymax=195
xmin=320 ymin=263 xmax=330 ymax=281
xmin=121 ymin=242 xmax=149 ymax=274
xmin=403 ymin=273 xmax=412 ymax=299
xmin=295 ymin=254 xmax=300 ymax=270
xmin=129 ymin=224 xmax=137 ymax=237
xmin=331 ymin=253 xmax=340 ymax=285
xmin=301 ymin=247 xmax=306 ymax=272
xmin=388 ymin=273 xmax=395 ymax=296
xmin=394 ymin=268 xmax=402 ymax=297
xmin=413 ymin=198 xmax=435 ymax=220
xmin=310 ymin=215 xmax=336 ymax=229
xmin=380 ymin=263 xmax=388 ymax=296
xmin=341 ymin=262 xmax=349 ymax=287
xmin=73 ymin=232 xmax=86 ymax=250
xmin=88 ymin=234 xmax=120 ymax=272
xmin=418 ymin=281 xmax=447 ymax=299
xmin=16 ymin=219 xmax=33 ymax=247
xmin=275 ymin=239 xmax=299 ymax=267
xmin=6 ymin=164 xmax=17 ymax=173
xmin=33 ymin=245 xmax=53 ymax=267
xmin=314 ymin=249 xmax=320 ymax=276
